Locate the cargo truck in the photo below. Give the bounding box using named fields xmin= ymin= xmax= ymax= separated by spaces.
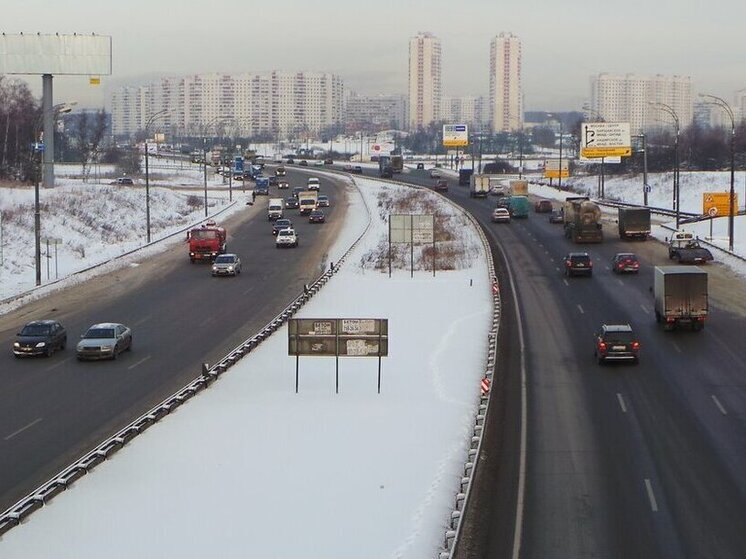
xmin=469 ymin=174 xmax=490 ymax=198
xmin=298 ymin=191 xmax=318 ymax=215
xmin=508 ymin=195 xmax=530 ymax=218
xmin=563 ymin=196 xmax=603 ymax=243
xmin=267 ymin=198 xmax=284 ymax=221
xmin=654 ymin=266 xmax=708 ymax=331
xmin=459 ymin=168 xmax=474 ymax=186
xmin=618 ymin=208 xmax=651 ymax=240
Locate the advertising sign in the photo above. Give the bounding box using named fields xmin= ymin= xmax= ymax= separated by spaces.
xmin=580 ymin=122 xmax=632 ymax=158
xmin=288 ymin=318 xmax=388 ymax=357
xmin=702 ymin=192 xmax=738 ymax=217
xmin=443 ymin=124 xmax=469 ymax=148
xmin=0 ymin=34 xmax=112 ymax=75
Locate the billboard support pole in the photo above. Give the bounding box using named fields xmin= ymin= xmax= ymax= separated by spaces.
xmin=335 ymin=329 xmax=339 ymax=394
xmin=295 ymin=353 xmax=299 ymax=394
xmin=432 ymin=215 xmax=436 ymax=277
xmin=410 ymin=215 xmax=414 ymax=278
xmin=42 ymin=74 xmax=54 ymax=188
xmin=377 ymin=329 xmax=382 ymax=394
xmin=388 ymin=217 xmax=392 ymax=278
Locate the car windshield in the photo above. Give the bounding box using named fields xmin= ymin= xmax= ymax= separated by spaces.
xmin=190 ymin=230 xmax=219 ymax=240
xmin=279 ymin=230 xmax=293 ymax=237
xmin=214 ymin=255 xmax=235 ymax=264
xmin=276 ymin=220 xmax=290 ymax=227
xmin=570 ymin=255 xmax=590 ymax=262
xmin=21 ymin=324 xmax=51 ymax=336
xmin=84 ymin=328 xmax=115 ymax=339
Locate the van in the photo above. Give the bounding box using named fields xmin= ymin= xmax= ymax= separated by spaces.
xmin=307 ymin=177 xmax=320 ymax=191
xmin=267 ymin=198 xmax=284 ymax=221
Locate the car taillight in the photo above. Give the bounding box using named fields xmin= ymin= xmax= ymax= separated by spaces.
xmin=588 ymin=261 xmax=593 ymax=267
xmin=566 ymin=260 xmax=572 ymax=266
xmin=631 ymin=341 xmax=640 ymax=350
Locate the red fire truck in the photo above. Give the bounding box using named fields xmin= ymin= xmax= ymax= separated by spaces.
xmin=187 ymin=220 xmax=226 ymax=263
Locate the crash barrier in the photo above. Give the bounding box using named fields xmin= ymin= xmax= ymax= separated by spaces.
xmin=0 ymin=175 xmax=371 ymax=538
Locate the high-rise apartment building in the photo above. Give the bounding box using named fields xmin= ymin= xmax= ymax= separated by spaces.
xmin=345 ymin=93 xmax=408 ymax=132
xmin=110 ymin=71 xmax=344 ymax=139
xmin=589 ymin=73 xmax=692 ymax=133
xmin=489 ymin=32 xmax=523 ymax=133
xmin=734 ymin=88 xmax=746 ymax=122
xmin=408 ymin=32 xmax=441 ymax=130
xmin=441 ymin=96 xmax=488 ymax=130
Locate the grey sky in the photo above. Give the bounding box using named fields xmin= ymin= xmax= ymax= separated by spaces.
xmin=3 ymin=0 xmax=745 ymax=111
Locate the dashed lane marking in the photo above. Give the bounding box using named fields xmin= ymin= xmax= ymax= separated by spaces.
xmin=4 ymin=418 xmax=43 ymax=441
xmin=617 ymin=393 xmax=628 ymax=413
xmin=644 ymin=479 xmax=659 ymax=512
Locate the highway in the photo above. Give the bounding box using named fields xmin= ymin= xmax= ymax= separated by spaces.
xmin=0 ymin=168 xmax=347 ymax=512
xmin=356 ymin=166 xmax=746 ymax=559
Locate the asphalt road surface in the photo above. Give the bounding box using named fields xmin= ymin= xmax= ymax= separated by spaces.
xmin=0 ymin=167 xmax=348 ymax=512
xmin=364 ymin=165 xmax=746 ymax=559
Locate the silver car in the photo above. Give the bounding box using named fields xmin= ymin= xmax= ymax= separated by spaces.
xmin=77 ymin=323 xmax=133 ymax=361
xmin=212 ymin=253 xmax=242 ymax=276
xmin=317 ymin=194 xmax=330 ymax=207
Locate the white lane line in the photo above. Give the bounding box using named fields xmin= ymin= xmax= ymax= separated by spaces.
xmin=711 ymin=395 xmax=728 ymax=415
xmin=617 ymin=279 xmax=624 ymax=286
xmin=577 ymin=304 xmax=585 ymax=314
xmin=562 ymin=279 xmax=569 ymax=287
xmin=640 ymin=304 xmax=650 ymax=315
xmin=671 ymin=342 xmax=682 ymax=354
xmin=617 ymin=393 xmax=628 ymax=413
xmin=45 ymin=356 xmax=72 ymax=372
xmin=644 ymin=479 xmax=659 ymax=512
xmin=133 ymin=316 xmax=151 ymax=326
xmin=4 ymin=417 xmax=43 ymax=441
xmin=127 ymin=355 xmax=152 ymax=370
xmin=549 ymin=258 xmax=554 ymax=263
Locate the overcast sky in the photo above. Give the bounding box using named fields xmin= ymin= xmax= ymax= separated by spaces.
xmin=3 ymin=0 xmax=745 ymax=111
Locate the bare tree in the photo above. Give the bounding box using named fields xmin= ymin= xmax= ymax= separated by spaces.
xmin=71 ymin=110 xmax=108 ymax=181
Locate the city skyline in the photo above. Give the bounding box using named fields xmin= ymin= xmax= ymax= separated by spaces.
xmin=3 ymin=0 xmax=745 ymax=113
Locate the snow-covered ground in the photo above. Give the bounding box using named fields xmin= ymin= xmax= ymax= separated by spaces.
xmin=1 ymin=177 xmax=492 ymax=558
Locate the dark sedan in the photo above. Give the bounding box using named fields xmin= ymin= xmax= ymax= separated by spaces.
xmin=273 ymin=218 xmax=293 ymax=235
xmin=285 ymin=197 xmax=299 ymax=209
xmin=13 ymin=320 xmax=67 ymax=357
xmin=309 ymin=209 xmax=326 ymax=223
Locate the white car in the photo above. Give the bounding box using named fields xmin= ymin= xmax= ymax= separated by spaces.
xmin=317 ymin=194 xmax=330 ymax=207
xmin=275 ymin=228 xmax=299 ymax=248
xmin=76 ymin=322 xmax=133 ymax=361
xmin=491 ymin=207 xmax=511 ymax=223
xmin=211 ymin=253 xmax=242 ymax=276
xmin=307 ymin=177 xmax=320 ymax=191
xmin=429 ymin=168 xmax=441 ymax=179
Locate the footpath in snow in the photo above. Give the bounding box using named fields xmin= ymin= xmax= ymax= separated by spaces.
xmin=1 ymin=176 xmax=494 ymax=558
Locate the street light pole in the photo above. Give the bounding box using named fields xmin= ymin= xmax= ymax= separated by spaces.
xmin=650 ymin=102 xmax=681 ymax=227
xmin=558 ymin=119 xmax=563 ymax=190
xmin=144 ymin=109 xmax=168 ymax=243
xmin=699 ymin=94 xmax=736 ymax=251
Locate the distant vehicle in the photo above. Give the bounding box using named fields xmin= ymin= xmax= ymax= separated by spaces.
xmin=667 ymin=230 xmax=713 ymax=263
xmin=112 ymin=177 xmax=134 ymax=186
xmin=324 ymin=158 xmax=333 ymax=165
xmin=267 ymin=198 xmax=284 ymax=221
xmin=564 ymin=252 xmax=593 ymax=277
xmin=611 ymin=253 xmax=640 ymax=274
xmin=277 ymin=180 xmax=289 ymax=189
xmin=508 ymin=196 xmax=530 ymax=218
xmin=299 ymin=160 xmax=308 ymax=167
xmin=285 ymin=196 xmax=299 ymax=209
xmin=491 ymin=207 xmax=511 ymax=223
xmin=563 ymin=197 xmax=603 ymax=243
xmin=343 ymin=164 xmax=354 ymax=172
xmin=654 ymin=266 xmax=708 ymax=331
xmin=469 ymin=174 xmax=490 ymax=198
xmin=275 ymin=166 xmax=287 ymax=177
xmin=272 ymin=218 xmax=293 ymax=235
xmin=211 ymin=253 xmax=242 ymax=277
xmin=76 ymin=322 xmax=132 ymax=361
xmin=232 ymin=173 xmax=244 ymax=182
xmin=299 ymin=191 xmax=319 ymax=215
xmin=434 ymin=179 xmax=449 ymax=192
xmin=317 ymin=194 xmax=330 ymax=207
xmin=429 ymin=168 xmax=441 ymax=179
xmin=534 ymin=200 xmax=553 ymax=213
xmin=416 ymin=163 xmax=425 ymax=170
xmin=549 ymin=210 xmax=564 ymax=224
xmin=187 ymin=221 xmax=226 ymax=263
xmin=268 ymin=176 xmax=279 ymax=187
xmin=459 ymin=168 xmax=474 ymax=186
xmin=276 ymin=228 xmax=299 ymax=248
xmin=255 ymin=176 xmax=270 ymax=195
xmin=352 ymin=165 xmax=363 ymax=174
xmin=618 ymin=207 xmax=651 ymax=240
xmin=309 ymin=209 xmax=326 ymax=223
xmin=286 ymin=157 xmax=295 ymax=164
xmin=594 ymin=324 xmax=640 ymax=365
xmin=307 ymin=177 xmax=320 ymax=191
xmin=292 ymin=186 xmax=305 ymax=199
xmin=13 ymin=320 xmax=67 ymax=358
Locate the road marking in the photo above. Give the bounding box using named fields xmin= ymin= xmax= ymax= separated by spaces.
xmin=127 ymin=356 xmax=151 ymax=370
xmin=562 ymin=279 xmax=569 ymax=287
xmin=4 ymin=418 xmax=43 ymax=441
xmin=671 ymin=342 xmax=682 ymax=354
xmin=133 ymin=316 xmax=151 ymax=326
xmin=640 ymin=304 xmax=650 ymax=315
xmin=711 ymin=395 xmax=728 ymax=415
xmin=45 ymin=356 xmax=72 ymax=372
xmin=644 ymin=479 xmax=659 ymax=512
xmin=617 ymin=393 xmax=628 ymax=413
xmin=243 ymin=285 xmax=256 ymax=295
xmin=617 ymin=279 xmax=625 ymax=286
xmin=577 ymin=304 xmax=585 ymax=314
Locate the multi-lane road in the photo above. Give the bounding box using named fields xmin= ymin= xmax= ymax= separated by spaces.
xmin=0 ymin=168 xmax=346 ymax=511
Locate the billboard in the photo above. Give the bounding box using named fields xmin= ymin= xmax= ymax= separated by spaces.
xmin=580 ymin=122 xmax=631 ymax=158
xmin=390 ymin=214 xmax=434 ymax=244
xmin=0 ymin=34 xmax=112 ymax=75
xmin=702 ymin=192 xmax=738 ymax=217
xmin=288 ymin=318 xmax=389 ymax=357
xmin=443 ymin=124 xmax=469 ymax=148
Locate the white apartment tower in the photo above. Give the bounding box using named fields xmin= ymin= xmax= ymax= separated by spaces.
xmin=408 ymin=32 xmax=441 ymax=130
xmin=589 ymin=73 xmax=693 ymax=133
xmin=489 ymin=32 xmax=523 ymax=132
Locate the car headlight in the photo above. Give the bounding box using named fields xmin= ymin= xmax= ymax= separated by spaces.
xmin=227 ymin=266 xmax=234 ymax=271
xmin=13 ymin=342 xmax=20 ymax=348
xmin=35 ymin=342 xmax=46 ymax=348
xmin=212 ymin=266 xmax=218 ymax=271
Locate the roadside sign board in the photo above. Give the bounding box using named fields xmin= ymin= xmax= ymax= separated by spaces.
xmin=443 ymin=124 xmax=469 ymax=148
xmin=390 ymin=214 xmax=434 ymax=244
xmin=578 ymin=155 xmax=622 ymax=164
xmin=703 ymin=192 xmax=738 ymax=217
xmin=544 ymin=158 xmax=569 ymax=179
xmin=581 ymin=122 xmax=632 ymax=158
xmin=288 ymin=318 xmax=388 ymax=357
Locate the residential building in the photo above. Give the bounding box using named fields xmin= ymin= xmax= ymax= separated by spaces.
xmin=345 ymin=93 xmax=408 ymax=132
xmin=441 ymin=96 xmax=488 ymax=130
xmin=735 ymin=88 xmax=746 ymax=122
xmin=408 ymin=32 xmax=442 ymax=129
xmin=489 ymin=32 xmax=523 ymax=132
xmin=589 ymin=73 xmax=693 ymax=133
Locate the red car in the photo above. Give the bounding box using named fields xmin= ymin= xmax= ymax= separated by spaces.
xmin=611 ymin=253 xmax=640 ymax=274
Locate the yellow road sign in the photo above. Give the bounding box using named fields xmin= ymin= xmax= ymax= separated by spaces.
xmin=703 ymin=192 xmax=737 ymax=217
xmin=581 ymin=146 xmax=632 ymax=158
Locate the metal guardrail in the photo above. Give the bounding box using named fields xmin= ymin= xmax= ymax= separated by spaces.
xmin=0 ymin=176 xmax=372 ymax=538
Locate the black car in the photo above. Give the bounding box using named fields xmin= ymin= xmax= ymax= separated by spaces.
xmin=285 ymin=196 xmax=300 ymax=209
xmin=594 ymin=324 xmax=640 ymax=364
xmin=13 ymin=320 xmax=67 ymax=357
xmin=416 ymin=163 xmax=425 ymax=170
xmin=564 ymin=252 xmax=593 ymax=277
xmin=308 ymin=209 xmax=326 ymax=223
xmin=292 ymin=186 xmax=305 ymax=199
xmin=352 ymin=165 xmax=363 ymax=174
xmin=273 ymin=218 xmax=293 ymax=235
xmin=299 ymin=160 xmax=308 ymax=167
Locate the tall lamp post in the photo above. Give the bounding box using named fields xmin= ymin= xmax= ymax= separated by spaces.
xmin=547 ymin=114 xmax=564 ymax=189
xmin=699 ymin=93 xmax=736 ymax=252
xmin=201 ymin=116 xmax=227 ymax=217
xmin=144 ymin=109 xmax=168 ymax=243
xmin=650 ymin=102 xmax=681 ymax=228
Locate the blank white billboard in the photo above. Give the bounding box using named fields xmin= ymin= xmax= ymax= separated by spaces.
xmin=0 ymin=34 xmax=112 ymax=75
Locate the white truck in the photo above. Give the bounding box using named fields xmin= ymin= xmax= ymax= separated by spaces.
xmin=307 ymin=177 xmax=320 ymax=191
xmin=298 ymin=191 xmax=318 ymax=215
xmin=654 ymin=266 xmax=708 ymax=331
xmin=469 ymin=174 xmax=490 ymax=198
xmin=267 ymin=198 xmax=284 ymax=221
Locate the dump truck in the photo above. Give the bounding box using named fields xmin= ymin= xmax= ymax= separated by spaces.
xmin=654 ymin=266 xmax=708 ymax=331
xmin=469 ymin=174 xmax=490 ymax=198
xmin=509 ymin=180 xmax=529 ymax=196
xmin=667 ymin=231 xmax=714 ymax=264
xmin=618 ymin=208 xmax=651 ymax=240
xmin=563 ymin=196 xmax=603 ymax=243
